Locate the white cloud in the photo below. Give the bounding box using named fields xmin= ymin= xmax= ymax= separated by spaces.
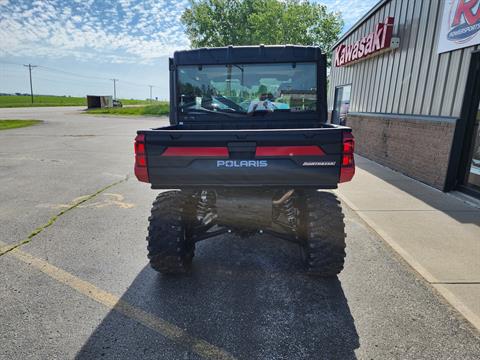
xmin=0 ymin=0 xmax=375 ymax=64
xmin=0 ymin=0 xmax=190 ymax=64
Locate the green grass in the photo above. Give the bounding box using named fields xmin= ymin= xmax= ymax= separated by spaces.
xmin=0 ymin=119 xmax=42 ymax=130
xmin=86 ymin=102 xmax=169 ymax=116
xmin=0 ymin=96 xmax=155 ymax=108
xmin=120 ymin=99 xmax=157 ymax=105
xmin=0 ymin=95 xmax=86 ymax=107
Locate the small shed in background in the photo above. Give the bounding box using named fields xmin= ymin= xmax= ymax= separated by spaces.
xmin=86 ymin=95 xmax=113 ymax=109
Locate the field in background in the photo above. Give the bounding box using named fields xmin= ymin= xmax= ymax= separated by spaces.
xmin=86 ymin=102 xmax=169 ymax=116
xmin=0 ymin=96 xmax=155 ymax=108
xmin=0 ymin=119 xmax=42 ymax=130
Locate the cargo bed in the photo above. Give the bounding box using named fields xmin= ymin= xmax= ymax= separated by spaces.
xmin=135 ymin=123 xmax=354 ymax=189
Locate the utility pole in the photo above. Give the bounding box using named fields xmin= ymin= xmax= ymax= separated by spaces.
xmin=23 ymin=64 xmax=37 ymax=104
xmin=148 ymin=85 xmax=153 ymax=102
xmin=111 ymin=78 xmax=118 ymax=100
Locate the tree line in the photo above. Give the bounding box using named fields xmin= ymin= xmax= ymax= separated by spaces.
xmin=181 ymin=0 xmax=344 ymax=64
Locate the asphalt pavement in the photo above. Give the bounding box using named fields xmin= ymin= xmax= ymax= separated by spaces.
xmin=0 ymin=107 xmax=479 ymax=359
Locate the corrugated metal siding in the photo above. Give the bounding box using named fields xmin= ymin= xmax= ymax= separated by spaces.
xmin=372 ymin=1 xmax=392 ymax=112
xmin=328 ymin=0 xmax=479 ymax=118
xmin=405 ymin=0 xmax=432 ymax=114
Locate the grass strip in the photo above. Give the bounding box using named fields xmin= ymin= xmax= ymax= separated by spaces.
xmin=86 ymin=103 xmax=169 ymax=116
xmin=0 ymin=95 xmax=153 ymax=108
xmin=0 ymin=119 xmax=42 ymax=130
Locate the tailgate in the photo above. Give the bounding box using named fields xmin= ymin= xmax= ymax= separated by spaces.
xmin=136 ymin=128 xmax=350 ymax=188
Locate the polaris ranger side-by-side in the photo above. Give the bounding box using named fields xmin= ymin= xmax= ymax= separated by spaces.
xmin=134 ymin=46 xmax=355 ymax=276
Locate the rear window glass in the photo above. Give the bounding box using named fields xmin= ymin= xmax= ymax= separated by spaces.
xmin=177 ymin=63 xmax=317 ymax=116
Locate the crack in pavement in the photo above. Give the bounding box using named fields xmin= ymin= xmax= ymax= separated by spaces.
xmin=0 ymin=174 xmax=237 ymax=360
xmin=0 ymin=176 xmax=129 ymax=258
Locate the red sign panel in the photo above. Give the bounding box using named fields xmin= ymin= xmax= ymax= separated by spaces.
xmin=335 ymin=17 xmax=395 ymax=67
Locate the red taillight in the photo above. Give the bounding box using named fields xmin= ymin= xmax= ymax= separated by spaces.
xmin=340 ymin=166 xmax=355 ymax=183
xmin=342 ymin=154 xmax=354 ymax=166
xmin=135 ymin=142 xmax=145 ymax=154
xmin=343 ymin=138 xmax=354 ymax=153
xmin=340 ymin=132 xmax=355 ymax=183
xmin=255 ymin=146 xmax=325 ymax=157
xmin=136 ymin=156 xmax=147 ymax=167
xmin=134 ymin=134 xmax=145 ymax=150
xmin=134 ymin=134 xmax=149 ymax=183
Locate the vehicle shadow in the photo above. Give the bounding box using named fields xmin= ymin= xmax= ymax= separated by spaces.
xmin=75 ymin=235 xmax=359 ymax=360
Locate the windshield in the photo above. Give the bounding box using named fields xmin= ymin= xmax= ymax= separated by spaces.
xmin=177 ymin=63 xmax=317 ymax=116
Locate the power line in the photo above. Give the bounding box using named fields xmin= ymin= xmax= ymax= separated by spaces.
xmin=1 ymin=60 xmax=162 ymax=98
xmin=30 ymin=74 xmax=112 ymax=86
xmin=37 ymin=65 xmax=111 ymax=82
xmin=0 ymin=60 xmax=24 ymax=66
xmin=27 ymin=75 xmax=113 ymax=92
xmin=0 ymin=61 xmax=160 ymax=87
xmin=39 ymin=65 xmax=160 ymax=88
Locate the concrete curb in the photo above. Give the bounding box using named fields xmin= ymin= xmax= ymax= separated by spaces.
xmin=335 ymin=190 xmax=480 ymax=332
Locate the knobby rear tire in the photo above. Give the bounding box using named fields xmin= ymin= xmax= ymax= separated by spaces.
xmin=300 ymin=190 xmax=346 ymax=277
xmin=147 ymin=190 xmax=195 ymax=274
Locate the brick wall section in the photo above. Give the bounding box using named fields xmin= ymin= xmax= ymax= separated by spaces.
xmin=346 ymin=113 xmax=457 ymax=190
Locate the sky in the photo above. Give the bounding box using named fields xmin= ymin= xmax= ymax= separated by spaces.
xmin=0 ymin=0 xmax=377 ymax=100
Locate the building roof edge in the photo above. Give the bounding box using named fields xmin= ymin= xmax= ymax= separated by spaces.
xmin=332 ymin=0 xmax=391 ymax=49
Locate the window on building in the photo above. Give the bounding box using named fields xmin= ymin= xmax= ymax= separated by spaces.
xmin=332 ymin=85 xmax=351 ymax=125
xmin=466 ymin=102 xmax=480 ymax=190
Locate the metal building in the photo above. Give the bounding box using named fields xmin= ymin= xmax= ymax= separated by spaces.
xmin=329 ymin=0 xmax=480 ymax=198
xmin=86 ymin=95 xmax=113 ymax=109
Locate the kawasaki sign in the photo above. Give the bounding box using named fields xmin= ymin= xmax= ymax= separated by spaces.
xmin=335 ymin=17 xmax=397 ymax=67
xmin=438 ymin=0 xmax=480 ymax=54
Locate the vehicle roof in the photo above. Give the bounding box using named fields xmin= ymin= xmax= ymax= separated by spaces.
xmin=172 ymin=45 xmax=324 ymax=65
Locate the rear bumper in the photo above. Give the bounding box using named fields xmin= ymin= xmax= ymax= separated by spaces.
xmin=147 ymin=158 xmax=341 ymax=189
